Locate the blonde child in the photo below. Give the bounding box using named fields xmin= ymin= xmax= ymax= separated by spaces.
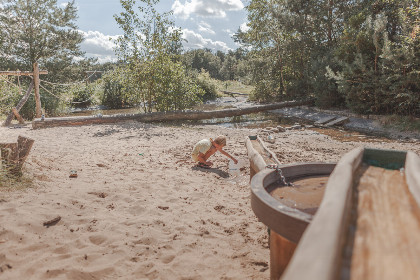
xmin=191 ymin=135 xmax=238 ymax=168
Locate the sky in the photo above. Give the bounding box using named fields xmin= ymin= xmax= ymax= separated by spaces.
xmin=57 ymin=0 xmax=249 ymax=63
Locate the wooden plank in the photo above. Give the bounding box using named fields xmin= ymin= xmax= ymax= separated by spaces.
xmin=314 ymin=116 xmax=336 ymax=125
xmin=12 ymin=108 xmax=25 ymax=124
xmin=346 ymin=165 xmax=420 ymax=280
xmin=0 ymin=71 xmax=48 ymax=76
xmin=406 ymin=151 xmax=420 ymax=206
xmin=245 ymin=136 xmax=267 ymax=179
xmin=324 ymin=116 xmax=349 ymax=127
xmin=32 ymin=99 xmax=314 ymax=129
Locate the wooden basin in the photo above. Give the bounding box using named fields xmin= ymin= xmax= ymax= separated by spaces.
xmin=281 ymin=148 xmax=420 ymax=280
xmin=246 ymin=136 xmax=336 ymax=279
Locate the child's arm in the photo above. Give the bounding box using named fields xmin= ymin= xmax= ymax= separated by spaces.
xmin=219 ymin=149 xmax=238 ymax=164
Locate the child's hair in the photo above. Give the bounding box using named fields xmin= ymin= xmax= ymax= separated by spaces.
xmin=214 ymin=135 xmax=226 ymax=146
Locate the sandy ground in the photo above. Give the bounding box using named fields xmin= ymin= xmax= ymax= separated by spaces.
xmin=0 ymin=121 xmax=419 ymax=279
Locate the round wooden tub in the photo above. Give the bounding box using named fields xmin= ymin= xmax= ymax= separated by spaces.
xmin=251 ymin=163 xmax=335 ymax=280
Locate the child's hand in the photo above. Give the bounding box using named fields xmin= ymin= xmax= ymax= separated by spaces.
xmin=233 ymin=158 xmax=238 ymax=164
xmin=206 ymin=161 xmax=213 ymax=166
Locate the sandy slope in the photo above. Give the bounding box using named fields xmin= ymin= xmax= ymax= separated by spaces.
xmin=0 ymin=121 xmax=419 ymax=279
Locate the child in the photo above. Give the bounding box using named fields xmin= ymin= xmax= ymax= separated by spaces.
xmin=191 ymin=135 xmax=238 ymax=168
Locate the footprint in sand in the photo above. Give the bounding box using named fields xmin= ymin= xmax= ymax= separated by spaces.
xmin=88 ymin=234 xmax=107 ymax=245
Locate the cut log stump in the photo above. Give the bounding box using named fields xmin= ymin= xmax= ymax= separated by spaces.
xmin=0 ymin=136 xmax=34 ymax=175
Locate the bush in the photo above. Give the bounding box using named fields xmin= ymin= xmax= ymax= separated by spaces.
xmin=196 ymin=71 xmax=218 ymax=102
xmin=102 ymin=79 xmax=125 ymax=109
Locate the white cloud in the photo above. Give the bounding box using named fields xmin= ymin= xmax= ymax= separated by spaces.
xmin=198 ymin=21 xmax=215 ymax=35
xmin=240 ymin=22 xmax=250 ymax=32
xmin=79 ymin=30 xmax=119 ymax=62
xmin=181 ymin=29 xmax=231 ymax=52
xmin=172 ymin=0 xmax=244 ymax=19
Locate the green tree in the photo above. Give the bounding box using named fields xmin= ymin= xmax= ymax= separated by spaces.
xmin=0 ymin=0 xmax=86 ymax=119
xmin=0 ymin=0 xmax=83 ymax=68
xmin=331 ymin=0 xmax=419 ymax=116
xmin=114 ymin=0 xmax=203 ymax=112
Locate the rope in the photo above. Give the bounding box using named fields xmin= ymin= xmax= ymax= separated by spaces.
xmin=39 ymin=83 xmax=97 ymax=104
xmin=39 ymin=70 xmax=101 ymax=87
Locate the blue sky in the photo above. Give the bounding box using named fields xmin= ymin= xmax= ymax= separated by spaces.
xmin=57 ymin=0 xmax=249 ymax=63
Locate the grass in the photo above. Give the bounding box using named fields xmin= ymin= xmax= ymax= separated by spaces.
xmin=213 ymin=80 xmax=254 ymax=95
xmin=0 ymin=165 xmax=33 ymax=191
xmin=380 ymin=115 xmax=420 ymax=133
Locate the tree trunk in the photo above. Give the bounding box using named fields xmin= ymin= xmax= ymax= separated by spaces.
xmin=32 ymin=99 xmax=314 ymax=129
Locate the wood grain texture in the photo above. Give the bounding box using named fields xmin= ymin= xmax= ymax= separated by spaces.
xmin=270 ymin=231 xmax=297 ymax=280
xmin=348 ymin=165 xmax=420 ymax=280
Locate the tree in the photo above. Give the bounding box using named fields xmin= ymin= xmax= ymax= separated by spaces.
xmin=0 ymin=0 xmax=83 ymax=68
xmin=114 ymin=0 xmax=203 ymax=112
xmin=0 ymin=0 xmax=85 ymax=118
xmin=330 ymin=0 xmax=420 ymax=116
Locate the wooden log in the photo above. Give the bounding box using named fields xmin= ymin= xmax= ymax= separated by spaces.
xmin=33 ymin=62 xmax=42 ymax=118
xmin=32 ymin=99 xmax=314 ymax=129
xmin=3 ymin=81 xmax=34 ymax=127
xmin=0 ymin=137 xmax=34 ymax=174
xmin=12 ymin=108 xmax=25 ymax=124
xmin=0 ymin=70 xmax=48 ymax=76
xmin=13 ymin=136 xmax=35 ymax=173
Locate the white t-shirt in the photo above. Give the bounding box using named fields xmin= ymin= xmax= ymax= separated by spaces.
xmin=191 ymin=139 xmax=212 ymax=162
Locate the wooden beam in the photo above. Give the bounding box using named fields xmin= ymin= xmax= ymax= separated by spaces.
xmin=0 ymin=136 xmax=34 ymax=175
xmin=12 ymin=108 xmax=25 ymax=124
xmin=32 ymin=99 xmax=314 ymax=129
xmin=33 ymin=62 xmax=42 ymax=118
xmin=3 ymin=81 xmax=34 ymax=127
xmin=0 ymin=70 xmax=48 ymax=76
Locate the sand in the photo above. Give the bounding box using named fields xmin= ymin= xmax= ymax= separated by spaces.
xmin=0 ymin=121 xmax=419 ymax=279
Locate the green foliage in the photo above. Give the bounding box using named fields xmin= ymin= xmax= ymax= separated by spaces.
xmin=238 ymin=0 xmax=419 ymax=116
xmin=114 ymin=0 xmax=204 ymax=112
xmin=0 ymin=0 xmax=83 ymax=68
xmin=195 ymin=71 xmax=218 ymax=102
xmin=102 ymin=74 xmax=126 ymax=109
xmin=0 ymin=77 xmax=21 ymax=116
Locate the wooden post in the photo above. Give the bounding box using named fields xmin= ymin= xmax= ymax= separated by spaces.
xmin=269 ymin=231 xmax=297 ymax=280
xmin=0 ymin=136 xmax=34 ymax=175
xmin=14 ymin=136 xmax=35 ymax=174
xmin=3 ymin=81 xmax=34 ymax=127
xmin=33 ymin=62 xmax=42 ymax=118
xmin=12 ymin=108 xmax=25 ymax=124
